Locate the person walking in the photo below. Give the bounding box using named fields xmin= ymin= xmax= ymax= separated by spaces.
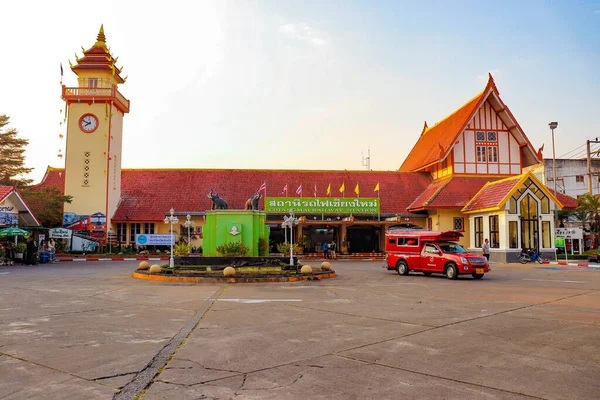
xmin=482 ymin=238 xmax=490 ymax=261
xmin=321 ymin=241 xmax=329 ymax=259
xmin=329 ymin=240 xmax=337 ymax=260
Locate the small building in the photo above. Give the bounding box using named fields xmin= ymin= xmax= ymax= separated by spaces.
xmin=524 ymin=158 xmax=600 ymax=198
xmin=0 ymin=186 xmax=41 ymax=227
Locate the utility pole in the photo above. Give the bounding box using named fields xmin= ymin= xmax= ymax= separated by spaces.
xmin=587 ymin=138 xmax=600 ymax=196
xmin=587 ymin=140 xmax=592 ymax=195
xmin=361 ymin=147 xmax=371 ymax=171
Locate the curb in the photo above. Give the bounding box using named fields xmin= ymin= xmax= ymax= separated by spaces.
xmin=58 ymin=257 xmax=170 ymax=262
xmin=546 ymin=261 xmax=600 ymax=268
xmin=132 ymin=271 xmax=337 ymax=283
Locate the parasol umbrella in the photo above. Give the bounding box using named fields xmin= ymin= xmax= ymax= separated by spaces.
xmin=0 ymin=227 xmax=30 ymax=244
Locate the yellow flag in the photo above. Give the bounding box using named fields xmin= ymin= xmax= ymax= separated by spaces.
xmin=374 ymin=183 xmax=380 ymax=192
xmin=326 ymin=183 xmax=331 ymax=195
xmin=354 ymin=183 xmax=359 ymax=195
xmin=339 ymin=183 xmax=345 ymax=193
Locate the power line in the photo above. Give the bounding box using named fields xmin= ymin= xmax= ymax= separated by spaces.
xmin=557 ymin=143 xmax=587 ymax=159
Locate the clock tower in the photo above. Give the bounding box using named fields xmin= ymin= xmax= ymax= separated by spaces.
xmin=61 ymin=25 xmax=129 ymax=231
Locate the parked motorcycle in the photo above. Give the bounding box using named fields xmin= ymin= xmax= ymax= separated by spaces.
xmin=519 ymin=249 xmax=544 ymax=264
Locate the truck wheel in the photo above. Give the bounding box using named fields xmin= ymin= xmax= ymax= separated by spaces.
xmin=472 ymin=273 xmax=484 ymax=279
xmin=396 ymin=261 xmax=409 ymax=276
xmin=423 ymin=272 xmax=432 ymax=276
xmin=445 ymin=263 xmax=458 ymax=280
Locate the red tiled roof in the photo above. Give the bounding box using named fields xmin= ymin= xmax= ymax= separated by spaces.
xmin=461 ymin=176 xmax=521 ymax=212
xmin=407 ymin=178 xmax=451 ymax=210
xmin=0 ymin=186 xmax=14 ymax=202
xmin=408 ymin=177 xmax=496 ymax=211
xmin=37 ymin=168 xmax=433 ymax=221
xmin=553 ymin=191 xmax=578 ymax=209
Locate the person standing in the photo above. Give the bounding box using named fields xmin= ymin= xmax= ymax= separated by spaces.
xmin=329 ymin=240 xmax=337 ymax=260
xmin=48 ymin=238 xmax=56 ymax=263
xmin=482 ymin=238 xmax=490 ymax=261
xmin=26 ymin=237 xmax=38 ymax=266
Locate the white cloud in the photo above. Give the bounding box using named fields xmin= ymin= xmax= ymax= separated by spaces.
xmin=279 ymin=23 xmax=329 ymax=47
xmin=594 ymin=9 xmax=600 ymax=14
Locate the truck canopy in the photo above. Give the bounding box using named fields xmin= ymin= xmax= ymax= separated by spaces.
xmin=385 ymin=230 xmax=463 ymax=242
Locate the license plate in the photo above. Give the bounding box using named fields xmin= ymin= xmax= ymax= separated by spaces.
xmin=476 ymin=268 xmax=484 ymax=274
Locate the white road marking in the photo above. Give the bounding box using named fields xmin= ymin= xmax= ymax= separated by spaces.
xmin=0 ymin=272 xmax=10 ymax=275
xmin=219 ymin=299 xmax=302 ymax=304
xmin=522 ymin=278 xmax=586 ymax=283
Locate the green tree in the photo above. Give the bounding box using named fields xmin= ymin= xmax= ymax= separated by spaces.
xmin=577 ymin=193 xmax=600 ymax=249
xmin=21 ymin=187 xmax=72 ymax=227
xmin=0 ymin=115 xmax=32 ymax=188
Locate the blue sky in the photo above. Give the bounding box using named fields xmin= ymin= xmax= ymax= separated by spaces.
xmin=1 ymin=1 xmax=599 ymax=182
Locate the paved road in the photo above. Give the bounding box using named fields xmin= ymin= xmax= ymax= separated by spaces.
xmin=0 ymin=261 xmax=598 ymax=399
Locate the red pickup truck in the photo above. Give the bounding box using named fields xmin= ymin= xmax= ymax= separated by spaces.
xmin=384 ymin=230 xmax=489 ymax=280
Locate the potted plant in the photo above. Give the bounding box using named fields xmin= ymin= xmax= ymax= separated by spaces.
xmin=13 ymin=243 xmax=26 ymax=259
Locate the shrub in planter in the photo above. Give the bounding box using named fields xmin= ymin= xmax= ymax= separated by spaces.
xmin=216 ymin=242 xmax=249 ymax=256
xmin=175 ymin=243 xmax=192 ymax=255
xmin=276 ymin=242 xmax=302 ymax=255
xmin=13 ymin=243 xmax=27 ymax=255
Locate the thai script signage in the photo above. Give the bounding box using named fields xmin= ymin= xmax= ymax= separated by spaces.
xmin=555 ymin=228 xmax=583 ymax=240
xmin=0 ymin=206 xmax=15 ymax=212
xmin=136 ymin=234 xmax=175 ymax=246
xmin=50 ymin=228 xmax=73 ymax=239
xmin=265 ymin=197 xmax=380 ymax=214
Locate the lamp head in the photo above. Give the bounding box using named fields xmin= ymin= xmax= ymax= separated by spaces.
xmin=549 ymin=122 xmax=558 ymax=130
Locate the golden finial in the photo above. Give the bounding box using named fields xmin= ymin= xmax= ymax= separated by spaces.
xmin=96 ymin=24 xmax=106 ymax=43
xmin=81 ymin=46 xmax=86 ymax=53
xmin=74 ymin=53 xmax=79 ymax=62
xmin=114 ymin=56 xmax=119 ymax=63
xmin=68 ymin=60 xmax=73 ymax=68
xmin=123 ymin=75 xmax=128 ymax=83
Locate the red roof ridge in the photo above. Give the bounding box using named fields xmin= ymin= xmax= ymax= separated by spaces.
xmin=120 ymin=167 xmax=411 ymax=174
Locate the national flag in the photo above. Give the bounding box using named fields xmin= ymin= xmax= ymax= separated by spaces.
xmin=296 ymin=184 xmax=302 ymax=195
xmin=282 ymin=184 xmax=288 ymax=195
xmin=339 ymin=183 xmax=345 ymax=193
xmin=326 ymin=184 xmax=331 ymax=196
xmin=354 ymin=183 xmax=359 ymax=196
xmin=374 ymin=183 xmax=380 ymax=192
xmin=258 ymin=182 xmax=266 ymax=192
xmin=313 ymin=183 xmax=317 ymax=197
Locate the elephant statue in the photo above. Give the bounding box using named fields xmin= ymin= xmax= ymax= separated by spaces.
xmin=208 ymin=189 xmax=228 ymax=210
xmin=244 ymin=191 xmax=261 ymax=210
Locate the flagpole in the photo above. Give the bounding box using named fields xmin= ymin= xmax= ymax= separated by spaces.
xmin=378 ymin=184 xmax=381 ymax=221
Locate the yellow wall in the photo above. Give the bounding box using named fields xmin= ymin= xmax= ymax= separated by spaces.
xmin=107 ymin=108 xmax=123 ymax=226
xmin=433 ymin=209 xmax=471 ymax=248
xmin=64 ymin=102 xmax=111 ymax=216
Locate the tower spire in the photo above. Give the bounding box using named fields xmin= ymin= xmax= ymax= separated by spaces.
xmin=96 ymin=24 xmax=106 ymax=46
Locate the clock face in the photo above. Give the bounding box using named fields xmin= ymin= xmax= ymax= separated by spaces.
xmin=79 ymin=113 xmax=98 ymax=133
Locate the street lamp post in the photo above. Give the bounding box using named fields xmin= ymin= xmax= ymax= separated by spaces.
xmin=184 ymin=214 xmax=196 ymax=247
xmin=549 ymin=122 xmax=558 ymax=195
xmin=163 ymin=208 xmax=179 ymax=268
xmin=282 ymin=211 xmax=299 ymax=266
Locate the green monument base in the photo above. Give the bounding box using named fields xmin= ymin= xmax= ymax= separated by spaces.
xmin=203 ymin=210 xmax=270 ymax=257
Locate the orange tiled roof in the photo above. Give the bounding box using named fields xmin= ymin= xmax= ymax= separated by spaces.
xmin=408 ymin=177 xmax=496 ymax=211
xmin=553 ymin=191 xmax=578 ymax=209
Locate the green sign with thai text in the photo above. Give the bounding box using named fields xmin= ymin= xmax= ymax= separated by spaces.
xmin=265 ymin=197 xmax=380 ymax=214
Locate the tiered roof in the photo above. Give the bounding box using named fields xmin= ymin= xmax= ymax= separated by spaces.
xmin=71 ymin=25 xmax=125 ymax=83
xmin=400 ymin=74 xmax=540 ymax=172
xmin=408 ymin=177 xmax=497 ymax=211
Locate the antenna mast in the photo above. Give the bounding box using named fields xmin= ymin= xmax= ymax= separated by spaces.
xmin=361 ymin=147 xmax=371 ymax=171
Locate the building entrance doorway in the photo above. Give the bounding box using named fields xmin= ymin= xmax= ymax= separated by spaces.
xmin=346 ymin=225 xmax=380 ymax=253
xmin=305 ymin=226 xmax=337 ymax=253
xmin=520 ymin=194 xmax=539 ymax=250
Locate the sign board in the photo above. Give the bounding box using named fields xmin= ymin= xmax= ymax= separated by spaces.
xmin=554 ymin=228 xmax=583 ymax=240
xmin=265 ymin=197 xmax=380 ymax=214
xmin=136 ymin=234 xmax=175 ymax=246
xmin=554 ymin=237 xmax=565 ymax=247
xmin=0 ymin=212 xmax=18 ymax=225
xmin=50 ymin=228 xmax=73 ymax=239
